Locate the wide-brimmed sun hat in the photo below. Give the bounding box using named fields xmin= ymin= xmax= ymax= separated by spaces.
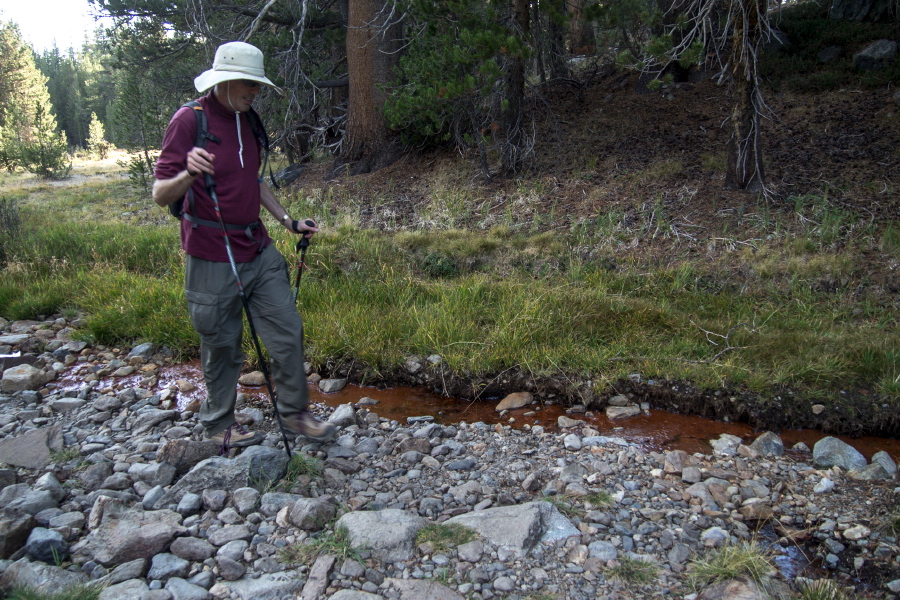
xmin=194 ymin=41 xmax=281 ymax=93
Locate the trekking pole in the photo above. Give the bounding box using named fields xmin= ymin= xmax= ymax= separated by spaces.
xmin=292 ymin=219 xmax=315 ymax=303
xmin=204 ymin=173 xmax=293 ymax=459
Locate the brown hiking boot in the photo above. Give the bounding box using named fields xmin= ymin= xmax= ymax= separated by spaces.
xmin=206 ymin=423 xmax=264 ymax=453
xmin=284 ymin=410 xmax=336 ymax=441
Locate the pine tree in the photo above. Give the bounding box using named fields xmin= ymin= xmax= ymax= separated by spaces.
xmin=0 ymin=22 xmax=71 ymax=178
xmin=17 ymin=103 xmax=72 ymax=178
xmin=87 ymin=112 xmax=110 ymax=159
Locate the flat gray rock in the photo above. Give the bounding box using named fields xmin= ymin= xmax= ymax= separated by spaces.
xmin=0 ymin=425 xmax=63 ymax=469
xmin=209 ymin=570 xmax=304 ymax=600
xmin=336 ymin=509 xmax=427 ymax=562
xmin=388 ymin=578 xmax=465 ymax=600
xmin=447 ymin=501 xmax=578 ymax=557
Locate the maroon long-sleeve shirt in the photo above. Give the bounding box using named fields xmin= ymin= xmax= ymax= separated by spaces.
xmin=154 ymin=93 xmax=271 ymax=263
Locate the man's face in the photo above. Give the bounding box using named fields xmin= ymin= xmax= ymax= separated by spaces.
xmin=215 ymin=79 xmax=261 ymax=113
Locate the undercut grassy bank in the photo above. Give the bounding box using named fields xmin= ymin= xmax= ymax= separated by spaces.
xmin=1 ymin=159 xmax=898 ymax=436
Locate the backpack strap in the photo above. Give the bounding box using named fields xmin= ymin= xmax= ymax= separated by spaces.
xmin=246 ymin=107 xmax=279 ymax=189
xmin=184 ymin=100 xmax=221 ymax=149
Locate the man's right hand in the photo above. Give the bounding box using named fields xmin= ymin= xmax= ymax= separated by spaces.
xmin=152 ymin=147 xmax=217 ymax=208
xmin=186 ymin=147 xmax=216 ymax=178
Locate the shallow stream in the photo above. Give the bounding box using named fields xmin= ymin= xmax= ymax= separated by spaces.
xmin=154 ymin=361 xmax=900 ymax=460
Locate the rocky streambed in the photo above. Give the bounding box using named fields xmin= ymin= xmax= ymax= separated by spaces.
xmin=0 ymin=316 xmax=899 ymax=600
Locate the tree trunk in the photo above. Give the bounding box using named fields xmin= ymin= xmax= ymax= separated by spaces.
xmin=502 ymin=0 xmax=530 ymax=175
xmin=724 ymin=0 xmax=766 ymax=192
xmin=342 ymin=0 xmax=401 ymax=174
xmin=565 ymin=0 xmax=591 ymax=54
xmin=547 ymin=0 xmax=570 ymax=79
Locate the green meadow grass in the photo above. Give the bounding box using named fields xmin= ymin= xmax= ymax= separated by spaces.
xmin=1 ymin=165 xmax=898 ymax=407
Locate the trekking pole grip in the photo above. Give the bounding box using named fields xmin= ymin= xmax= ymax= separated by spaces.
xmin=295 ymin=219 xmax=315 ymax=252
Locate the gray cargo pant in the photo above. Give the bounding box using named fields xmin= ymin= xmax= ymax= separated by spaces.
xmin=185 ymin=244 xmax=308 ymax=435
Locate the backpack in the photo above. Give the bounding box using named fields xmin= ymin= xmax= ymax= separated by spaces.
xmin=168 ymin=100 xmax=277 ymax=220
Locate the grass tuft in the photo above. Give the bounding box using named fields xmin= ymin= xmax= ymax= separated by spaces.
xmin=585 ymin=491 xmax=612 ymax=507
xmin=271 ymin=452 xmax=323 ymax=492
xmin=687 ymin=541 xmax=775 ymax=590
xmin=882 ymin=222 xmax=900 ymax=260
xmin=606 ymin=555 xmax=659 ymax=586
xmin=796 ymin=578 xmax=856 ymax=600
xmin=415 ymin=522 xmax=479 ymax=555
xmin=278 ymin=525 xmax=362 ymax=566
xmin=546 ymin=495 xmax=581 ymax=519
xmin=49 ymin=446 xmax=82 ymax=465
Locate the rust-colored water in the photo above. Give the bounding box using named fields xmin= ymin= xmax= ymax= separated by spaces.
xmin=60 ymin=360 xmax=900 ymax=460
xmin=303 ymin=382 xmax=900 ymax=460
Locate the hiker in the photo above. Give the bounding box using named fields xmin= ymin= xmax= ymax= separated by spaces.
xmin=152 ymin=41 xmax=334 ymax=449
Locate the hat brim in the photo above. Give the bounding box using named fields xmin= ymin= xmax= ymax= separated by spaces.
xmin=194 ymin=70 xmax=282 ymax=94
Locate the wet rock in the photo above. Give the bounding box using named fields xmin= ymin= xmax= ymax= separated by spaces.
xmin=495 ymin=392 xmax=533 ymax=411
xmin=557 ymin=416 xmax=582 ymax=428
xmin=749 ymin=431 xmax=784 ymax=457
xmin=238 ymin=371 xmax=266 ymax=387
xmin=605 ymin=405 xmax=641 ymax=420
xmin=1 ymin=364 xmax=53 ymax=393
xmin=710 ymin=434 xmax=743 ymax=456
xmin=813 ymin=437 xmax=867 ymax=471
xmin=319 ymin=378 xmax=347 ymax=393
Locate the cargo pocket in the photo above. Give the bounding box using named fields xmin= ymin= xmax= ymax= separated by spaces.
xmin=186 ymin=290 xmax=219 ymax=337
